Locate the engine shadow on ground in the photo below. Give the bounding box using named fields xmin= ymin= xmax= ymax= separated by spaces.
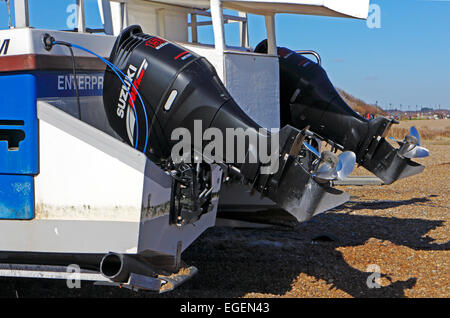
xmin=166 ymin=212 xmax=447 ymax=298
xmin=0 ymin=197 xmax=447 ymax=298
xmin=343 ymin=197 xmax=431 ymax=211
xmin=343 ymin=196 xmax=449 ymax=211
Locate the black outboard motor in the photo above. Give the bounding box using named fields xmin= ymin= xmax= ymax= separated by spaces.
xmin=102 ymin=26 xmax=352 ymax=223
xmin=255 ymin=40 xmax=427 ymax=185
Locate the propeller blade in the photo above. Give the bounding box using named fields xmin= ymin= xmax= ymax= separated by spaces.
xmin=410 ymin=126 xmax=421 ymax=146
xmin=314 ymin=137 xmax=323 ymax=154
xmin=303 ymin=141 xmax=321 ymax=158
xmin=336 ymin=151 xmax=356 ymax=180
xmin=403 ymin=146 xmax=430 ymax=159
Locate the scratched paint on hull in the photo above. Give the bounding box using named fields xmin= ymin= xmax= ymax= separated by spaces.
xmin=0 ymin=175 xmax=34 ymax=220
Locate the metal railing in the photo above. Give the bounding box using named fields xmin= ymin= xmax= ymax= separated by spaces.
xmin=295 ymin=50 xmax=322 ymax=65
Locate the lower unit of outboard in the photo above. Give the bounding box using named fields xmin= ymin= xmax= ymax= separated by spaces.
xmin=103 ymin=25 xmax=352 ymax=223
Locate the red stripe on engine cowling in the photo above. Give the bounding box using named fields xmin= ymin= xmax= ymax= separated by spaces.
xmin=174 ymin=51 xmax=189 ymax=60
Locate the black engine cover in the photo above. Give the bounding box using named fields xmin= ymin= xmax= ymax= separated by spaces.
xmin=103 ymin=25 xmax=258 ymax=163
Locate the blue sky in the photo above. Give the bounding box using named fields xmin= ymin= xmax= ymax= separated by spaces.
xmin=0 ymin=0 xmax=449 ymax=110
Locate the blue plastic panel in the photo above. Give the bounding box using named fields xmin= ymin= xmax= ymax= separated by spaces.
xmin=0 ymin=74 xmax=38 ymax=175
xmin=0 ymin=74 xmax=37 ymax=219
xmin=0 ymin=174 xmax=34 ymax=220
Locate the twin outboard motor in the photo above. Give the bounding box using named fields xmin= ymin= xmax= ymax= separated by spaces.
xmin=103 ymin=26 xmax=354 ymax=223
xmin=255 ymin=40 xmax=428 ymax=185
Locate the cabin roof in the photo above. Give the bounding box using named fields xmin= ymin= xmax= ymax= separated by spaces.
xmin=147 ymin=0 xmax=370 ymax=19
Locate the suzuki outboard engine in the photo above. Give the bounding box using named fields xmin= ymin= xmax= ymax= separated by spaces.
xmin=102 ymin=26 xmax=354 ymax=223
xmin=255 ymin=40 xmax=429 ymax=185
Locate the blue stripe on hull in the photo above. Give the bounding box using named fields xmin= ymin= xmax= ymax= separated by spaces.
xmin=35 ymin=71 xmax=104 ymax=98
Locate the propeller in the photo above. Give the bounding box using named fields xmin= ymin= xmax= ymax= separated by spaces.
xmin=402 ymin=144 xmax=429 ymax=159
xmin=302 ymin=141 xmax=356 ymax=181
xmin=336 ymin=151 xmax=357 ymax=180
xmin=315 ymin=151 xmax=339 ymax=180
xmin=389 ymin=126 xmax=429 ymax=159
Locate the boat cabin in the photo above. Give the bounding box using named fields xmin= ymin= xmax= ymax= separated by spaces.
xmin=4 ymin=0 xmax=369 ymax=129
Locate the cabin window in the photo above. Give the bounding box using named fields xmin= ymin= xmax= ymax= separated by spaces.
xmin=188 ymin=11 xmax=215 ymax=46
xmin=0 ymin=1 xmax=12 ymax=29
xmin=246 ymin=14 xmax=268 ymax=50
xmin=29 ymin=0 xmax=106 ymax=33
xmin=188 ymin=9 xmax=251 ymax=50
xmin=0 ymin=0 xmax=109 ymax=33
xmin=223 ymin=10 xmax=248 ymax=49
xmin=187 ymin=8 xmax=275 ymax=54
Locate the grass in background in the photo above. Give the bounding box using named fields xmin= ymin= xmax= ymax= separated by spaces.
xmin=389 ymin=123 xmax=450 ymax=145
